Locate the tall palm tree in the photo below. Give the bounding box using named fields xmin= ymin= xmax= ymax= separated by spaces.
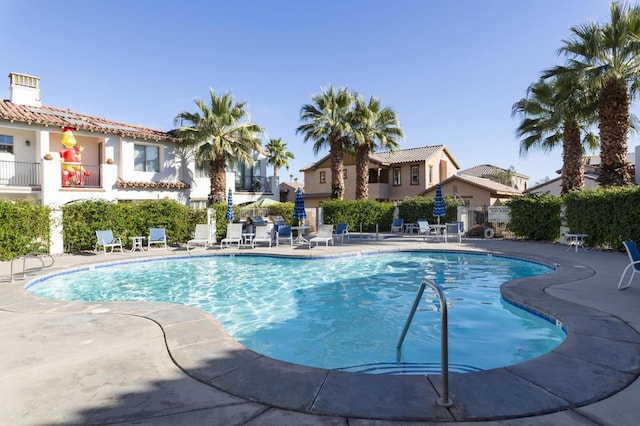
xmin=546 ymin=2 xmax=640 ymax=186
xmin=350 ymin=95 xmax=403 ymax=199
xmin=297 ymin=86 xmax=354 ymax=199
xmin=265 ymin=138 xmax=294 ymax=179
xmin=512 ymin=75 xmax=598 ymax=194
xmin=174 ymin=89 xmax=263 ymax=205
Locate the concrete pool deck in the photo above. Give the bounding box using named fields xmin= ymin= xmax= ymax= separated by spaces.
xmin=1 ymin=236 xmax=639 ymax=425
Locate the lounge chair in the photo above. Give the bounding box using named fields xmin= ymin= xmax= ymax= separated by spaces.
xmin=148 ymin=227 xmax=167 ymax=250
xmin=187 ymin=224 xmax=216 ymax=253
xmin=252 ymin=224 xmax=275 ymax=248
xmin=95 ymin=230 xmax=123 ymax=255
xmin=417 ymin=220 xmax=431 ymax=238
xmin=618 ymin=241 xmax=640 ymax=290
xmin=220 ymin=223 xmax=243 ymax=249
xmin=444 ymin=222 xmax=462 ymax=243
xmin=276 ymin=225 xmax=293 ymax=247
xmin=391 ymin=218 xmax=404 ymax=234
xmin=334 ymin=223 xmax=349 ymax=243
xmin=309 ymin=224 xmax=334 ymax=248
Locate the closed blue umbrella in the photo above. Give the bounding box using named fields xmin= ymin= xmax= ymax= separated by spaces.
xmin=293 ymin=187 xmax=307 ymax=226
xmin=225 ymin=189 xmax=234 ymax=221
xmin=432 ymin=184 xmax=446 ymax=224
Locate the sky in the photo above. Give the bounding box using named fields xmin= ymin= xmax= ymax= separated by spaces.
xmin=1 ymin=0 xmax=631 ymax=185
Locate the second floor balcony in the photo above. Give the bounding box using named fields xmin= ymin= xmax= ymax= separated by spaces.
xmin=0 ymin=160 xmax=41 ymax=187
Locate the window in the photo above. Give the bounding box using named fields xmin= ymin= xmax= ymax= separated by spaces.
xmin=0 ymin=135 xmax=14 ymax=154
xmin=319 ymin=171 xmax=326 ymax=184
xmin=410 ymin=165 xmax=419 ymax=185
xmin=393 ymin=167 xmax=401 ymax=186
xmin=428 ymin=165 xmax=433 ymax=184
xmin=134 ymin=144 xmax=159 ymax=172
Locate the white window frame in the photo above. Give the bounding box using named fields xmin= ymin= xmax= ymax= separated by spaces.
xmin=134 ymin=144 xmax=160 ymax=172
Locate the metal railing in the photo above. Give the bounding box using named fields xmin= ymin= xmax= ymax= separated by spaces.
xmin=397 ymin=279 xmax=453 ymax=407
xmin=10 ymin=252 xmax=55 ymax=283
xmin=61 ymin=163 xmax=101 ymax=188
xmin=0 ymin=160 xmax=41 ymax=187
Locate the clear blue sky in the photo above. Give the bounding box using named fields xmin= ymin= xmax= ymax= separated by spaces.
xmin=1 ymin=0 xmax=628 ymax=185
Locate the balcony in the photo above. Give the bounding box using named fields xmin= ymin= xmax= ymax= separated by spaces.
xmin=0 ymin=160 xmax=41 ymax=187
xmin=61 ymin=162 xmax=101 ymax=188
xmin=235 ymin=176 xmax=272 ymax=193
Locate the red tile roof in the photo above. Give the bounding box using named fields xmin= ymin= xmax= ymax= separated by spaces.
xmin=0 ymin=100 xmax=174 ymax=141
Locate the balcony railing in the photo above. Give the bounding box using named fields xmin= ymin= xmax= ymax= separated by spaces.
xmin=0 ymin=160 xmax=41 ymax=187
xmin=61 ymin=163 xmax=101 ymax=188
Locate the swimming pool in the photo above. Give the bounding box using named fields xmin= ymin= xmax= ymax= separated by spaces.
xmin=27 ymin=251 xmax=565 ymax=373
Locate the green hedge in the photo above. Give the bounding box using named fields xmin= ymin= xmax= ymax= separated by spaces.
xmin=398 ymin=196 xmax=460 ymax=225
xmin=322 ymin=199 xmax=394 ymax=232
xmin=564 ymin=186 xmax=640 ymax=250
xmin=62 ymin=199 xmax=207 ymax=252
xmin=0 ymin=200 xmax=51 ymax=260
xmin=506 ymin=194 xmax=563 ymax=241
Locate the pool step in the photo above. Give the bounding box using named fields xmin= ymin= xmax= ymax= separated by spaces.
xmin=336 ymin=362 xmax=482 ymax=375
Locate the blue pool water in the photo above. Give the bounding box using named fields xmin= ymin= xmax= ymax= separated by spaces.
xmin=27 ymin=251 xmax=565 ymax=373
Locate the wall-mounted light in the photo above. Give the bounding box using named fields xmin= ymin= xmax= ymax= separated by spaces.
xmin=25 ymin=140 xmax=31 ymax=146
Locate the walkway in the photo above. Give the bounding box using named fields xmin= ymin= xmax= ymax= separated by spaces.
xmin=1 ymin=237 xmax=639 ymax=425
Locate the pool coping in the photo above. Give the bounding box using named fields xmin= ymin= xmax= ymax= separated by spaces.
xmin=9 ymin=246 xmax=640 ymax=422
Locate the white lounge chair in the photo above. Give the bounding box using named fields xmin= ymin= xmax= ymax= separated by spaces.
xmin=95 ymin=230 xmax=123 ymax=255
xmin=252 ymin=224 xmax=275 ymax=248
xmin=309 ymin=224 xmax=334 ymax=248
xmin=334 ymin=223 xmax=349 ymax=243
xmin=148 ymin=227 xmax=167 ymax=250
xmin=417 ymin=220 xmax=431 ymax=239
xmin=618 ymin=241 xmax=640 ymax=290
xmin=220 ymin=223 xmax=243 ymax=249
xmin=276 ymin=225 xmax=293 ymax=247
xmin=187 ymin=224 xmax=216 ymax=253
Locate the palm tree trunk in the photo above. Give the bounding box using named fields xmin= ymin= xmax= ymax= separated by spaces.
xmin=329 ymin=135 xmax=344 ymax=199
xmin=598 ymin=77 xmax=631 ymax=186
xmin=561 ymin=120 xmax=584 ymax=194
xmin=209 ymin=156 xmax=227 ymax=204
xmin=355 ymin=143 xmax=369 ymax=199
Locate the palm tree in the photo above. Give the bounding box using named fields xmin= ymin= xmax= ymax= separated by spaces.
xmin=546 ymin=2 xmax=640 ymax=186
xmin=512 ymin=75 xmax=598 ymax=194
xmin=297 ymin=86 xmax=354 ymax=199
xmin=350 ymin=95 xmax=403 ymax=199
xmin=265 ymin=138 xmax=294 ymax=179
xmin=174 ymin=89 xmax=263 ymax=205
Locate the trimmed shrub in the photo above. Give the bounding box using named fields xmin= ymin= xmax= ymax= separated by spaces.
xmin=0 ymin=200 xmax=51 ymax=260
xmin=506 ymin=194 xmax=562 ymax=241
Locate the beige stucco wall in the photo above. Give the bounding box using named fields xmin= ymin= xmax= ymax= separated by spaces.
xmin=302 ymin=148 xmax=460 ymax=203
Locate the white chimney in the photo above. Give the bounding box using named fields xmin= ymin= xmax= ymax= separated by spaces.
xmin=9 ymin=72 xmax=41 ymax=107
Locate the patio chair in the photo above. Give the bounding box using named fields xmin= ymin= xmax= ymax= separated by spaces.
xmin=95 ymin=230 xmax=123 ymax=255
xmin=444 ymin=222 xmax=462 ymax=243
xmin=148 ymin=227 xmax=167 ymax=250
xmin=417 ymin=220 xmax=431 ymax=238
xmin=186 ymin=224 xmax=216 ymax=253
xmin=275 ymin=225 xmax=293 ymax=247
xmin=309 ymin=224 xmax=334 ymax=248
xmin=391 ymin=218 xmax=404 ymax=234
xmin=220 ymin=223 xmax=243 ymax=249
xmin=618 ymin=241 xmax=640 ymax=290
xmin=252 ymin=224 xmax=275 ymax=248
xmin=334 ymin=223 xmax=349 ymax=243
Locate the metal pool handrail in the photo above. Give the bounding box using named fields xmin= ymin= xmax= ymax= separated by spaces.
xmin=10 ymin=252 xmax=54 ymax=283
xmin=397 ymin=278 xmax=453 ymax=407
